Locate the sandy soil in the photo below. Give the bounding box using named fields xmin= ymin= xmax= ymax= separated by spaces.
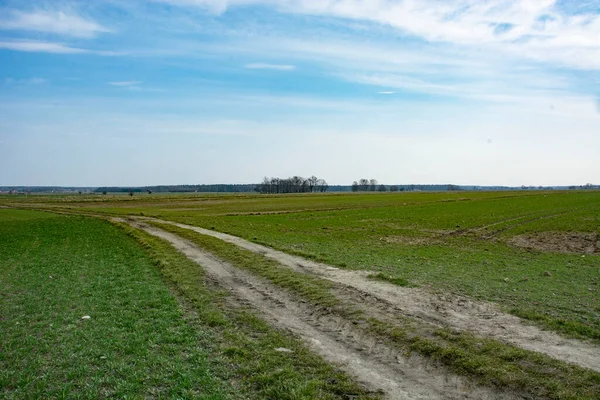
xmin=124 ymin=219 xmax=522 ymax=400
xmin=144 ymin=217 xmax=600 ymax=373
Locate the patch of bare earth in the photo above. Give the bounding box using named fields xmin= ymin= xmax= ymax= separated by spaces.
xmin=144 ymin=217 xmax=600 ymax=373
xmin=125 ymin=219 xmax=520 ymax=400
xmin=508 ymin=231 xmax=599 ymax=254
xmin=382 ymin=235 xmax=440 ymax=246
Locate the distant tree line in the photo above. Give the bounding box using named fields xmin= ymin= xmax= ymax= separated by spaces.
xmin=352 ymin=178 xmax=379 ymax=192
xmin=255 ymin=176 xmax=328 ymax=194
xmin=6 ymin=183 xmax=598 ymax=195
xmin=568 ymin=183 xmax=597 ymax=190
xmin=94 ymin=184 xmax=257 ymax=194
xmin=351 ymin=180 xmax=468 ymax=192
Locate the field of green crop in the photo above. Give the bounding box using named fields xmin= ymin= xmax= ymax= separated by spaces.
xmin=0 ymin=208 xmax=376 ymax=399
xmin=6 ymin=190 xmax=596 ymax=341
xmin=2 ymin=191 xmax=599 ymax=337
xmin=1 ymin=190 xmax=599 ymax=398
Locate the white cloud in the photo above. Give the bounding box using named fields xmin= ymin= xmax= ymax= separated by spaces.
xmin=109 ymin=81 xmax=143 ymax=86
xmin=3 ymin=77 xmax=47 ymax=86
xmin=0 ymin=40 xmax=124 ymax=55
xmin=154 ymin=0 xmax=600 ymax=70
xmin=0 ymin=40 xmax=86 ymax=54
xmin=378 ymin=91 xmax=395 ymax=95
xmin=245 ymin=63 xmax=296 ymax=70
xmin=0 ymin=9 xmax=110 ymax=38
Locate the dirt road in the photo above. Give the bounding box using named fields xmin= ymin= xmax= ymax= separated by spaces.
xmin=124 ymin=219 xmax=521 ymax=400
xmin=141 ymin=217 xmax=600 ymax=373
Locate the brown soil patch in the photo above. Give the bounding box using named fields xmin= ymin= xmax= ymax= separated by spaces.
xmin=508 ymin=231 xmax=599 ymax=254
xmin=382 ymin=235 xmax=439 ymax=246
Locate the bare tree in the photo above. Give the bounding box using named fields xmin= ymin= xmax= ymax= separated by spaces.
xmin=378 ymin=184 xmax=387 ymax=192
xmin=359 ymin=178 xmax=369 ymax=191
xmin=352 ymin=181 xmax=359 ymax=192
xmin=316 ymin=179 xmax=328 ymax=193
xmin=369 ymin=179 xmax=378 ymax=192
xmin=389 ymin=185 xmax=398 ymax=192
xmin=307 ymin=176 xmax=318 ymax=192
xmin=290 ymin=176 xmax=303 ymax=193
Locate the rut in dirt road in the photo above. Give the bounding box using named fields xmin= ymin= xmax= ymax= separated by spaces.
xmin=124 ymin=219 xmax=520 ymax=400
xmin=140 ymin=217 xmax=600 ymax=373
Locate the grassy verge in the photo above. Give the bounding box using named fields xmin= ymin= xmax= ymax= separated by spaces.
xmin=509 ymin=308 xmax=600 ymax=341
xmin=116 ymin=221 xmax=380 ymax=400
xmin=367 ymin=272 xmax=413 ymax=287
xmin=151 ymin=220 xmax=600 ymax=400
xmin=0 ymin=209 xmax=379 ymax=400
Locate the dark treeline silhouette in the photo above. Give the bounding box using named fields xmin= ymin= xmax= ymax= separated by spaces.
xmin=350 ymin=181 xmax=468 ymax=192
xmin=4 ymin=183 xmax=599 ymax=195
xmin=351 ymin=178 xmax=382 ymax=192
xmin=255 ymin=176 xmax=328 ymax=194
xmin=351 ymin=178 xmax=378 ymax=191
xmin=94 ymin=184 xmax=256 ymax=193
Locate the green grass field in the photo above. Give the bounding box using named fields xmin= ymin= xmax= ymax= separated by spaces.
xmin=20 ymin=190 xmax=595 ymax=341
xmin=0 ymin=208 xmax=377 ymax=399
xmin=1 ymin=190 xmax=599 ymax=398
xmin=156 ymin=191 xmax=599 ymax=341
xmin=148 ymin=219 xmax=600 ymax=400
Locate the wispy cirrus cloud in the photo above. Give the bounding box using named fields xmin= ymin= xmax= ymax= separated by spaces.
xmin=3 ymin=77 xmax=47 ymax=86
xmin=0 ymin=39 xmax=122 ymax=56
xmin=2 ymin=0 xmax=598 ymax=187
xmin=0 ymin=9 xmax=110 ymax=38
xmin=245 ymin=63 xmax=296 ymax=71
xmin=154 ymin=0 xmax=600 ymax=70
xmin=0 ymin=40 xmax=86 ymax=54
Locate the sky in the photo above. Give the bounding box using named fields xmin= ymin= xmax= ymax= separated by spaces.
xmin=0 ymin=0 xmax=599 ymax=187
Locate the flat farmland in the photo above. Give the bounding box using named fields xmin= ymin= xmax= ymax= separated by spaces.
xmin=2 ymin=190 xmax=600 ymax=399
xmin=0 ymin=209 xmax=379 ymax=399
xmin=23 ymin=190 xmax=596 ymax=341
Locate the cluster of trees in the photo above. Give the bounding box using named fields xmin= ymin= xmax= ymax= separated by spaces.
xmin=568 ymin=183 xmax=598 ymax=190
xmin=255 ymin=176 xmax=328 ymax=194
xmin=351 ymin=179 xmax=379 ymax=192
xmin=351 ymin=180 xmax=466 ymax=192
xmin=352 ymin=179 xmax=398 ymax=192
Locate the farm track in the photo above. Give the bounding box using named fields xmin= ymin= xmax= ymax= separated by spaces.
xmin=139 ymin=217 xmax=600 ymax=373
xmin=121 ymin=218 xmax=521 ymax=400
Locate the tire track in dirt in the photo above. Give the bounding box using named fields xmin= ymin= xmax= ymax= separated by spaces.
xmin=142 ymin=217 xmax=600 ymax=373
xmin=123 ymin=219 xmax=520 ymax=400
xmin=442 ymin=210 xmax=572 ymax=239
xmin=478 ymin=211 xmax=572 ymax=239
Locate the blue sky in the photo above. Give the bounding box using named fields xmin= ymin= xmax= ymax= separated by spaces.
xmin=0 ymin=0 xmax=599 ymax=186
